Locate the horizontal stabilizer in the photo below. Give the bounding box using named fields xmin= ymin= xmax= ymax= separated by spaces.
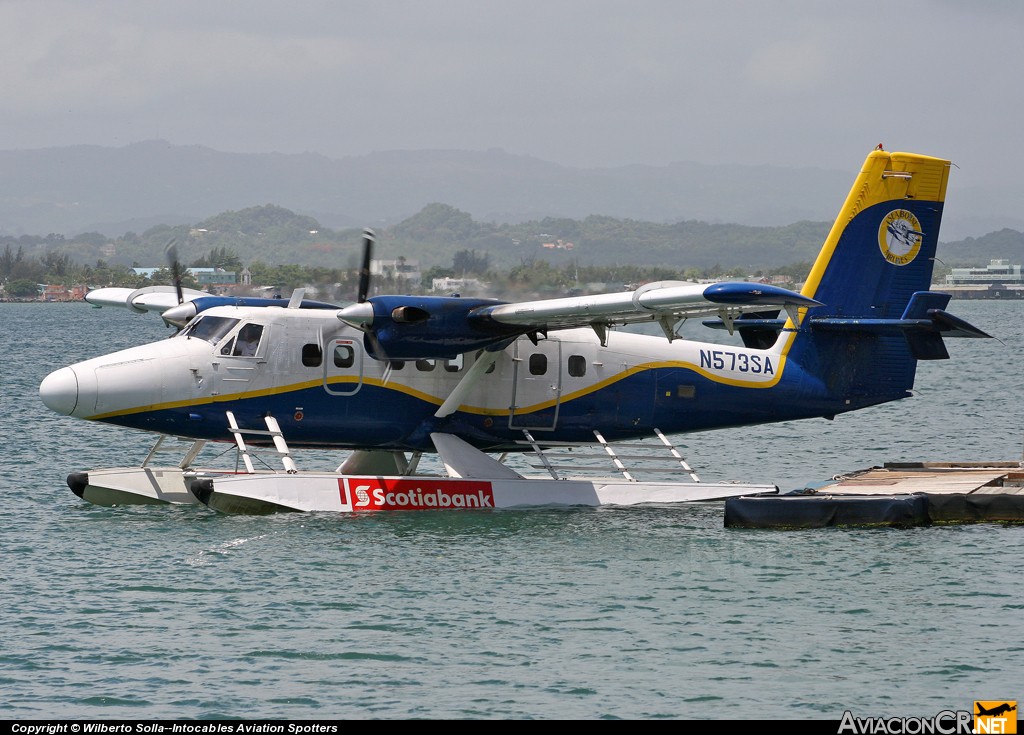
xmin=807 ymin=311 xmax=990 ymax=339
xmin=895 ymin=292 xmax=991 ymax=337
xmin=805 ymin=291 xmax=992 ymax=360
xmin=926 ymin=309 xmax=992 ymax=338
xmin=702 ymin=288 xmax=991 ymax=359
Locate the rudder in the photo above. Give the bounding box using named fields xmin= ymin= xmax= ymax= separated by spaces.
xmin=800 ymin=150 xmax=951 ymax=317
xmin=782 ymin=150 xmax=955 ymax=410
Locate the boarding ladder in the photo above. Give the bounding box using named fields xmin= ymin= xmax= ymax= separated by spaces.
xmin=225 ymin=411 xmax=298 ymax=474
xmin=515 ymin=428 xmax=702 ymax=482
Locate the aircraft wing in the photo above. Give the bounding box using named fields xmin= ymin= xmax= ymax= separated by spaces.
xmin=337 ymin=280 xmax=823 ymax=360
xmin=474 ymin=281 xmax=821 ymax=335
xmin=86 ymin=285 xmax=346 ymax=329
xmin=85 ymin=286 xmax=208 ymax=313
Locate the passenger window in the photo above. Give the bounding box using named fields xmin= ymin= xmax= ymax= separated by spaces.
xmin=529 ymin=353 xmax=547 ymax=375
xmin=302 ymin=344 xmax=323 ymax=367
xmin=568 ymin=355 xmax=586 ymax=377
xmin=334 ymin=344 xmax=355 ymax=368
xmin=416 ymin=359 xmax=435 ymax=372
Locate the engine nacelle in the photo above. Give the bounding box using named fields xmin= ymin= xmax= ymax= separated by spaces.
xmin=337 ymin=295 xmax=529 ymax=361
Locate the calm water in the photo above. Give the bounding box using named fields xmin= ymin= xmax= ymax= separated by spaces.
xmin=1 ymin=301 xmax=1021 ymax=720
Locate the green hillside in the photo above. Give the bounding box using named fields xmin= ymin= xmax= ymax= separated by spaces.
xmin=2 ymin=203 xmax=1019 ymax=297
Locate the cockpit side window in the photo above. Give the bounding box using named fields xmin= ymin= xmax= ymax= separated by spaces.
xmin=231 ymin=323 xmax=264 ymax=357
xmin=182 ymin=316 xmax=240 ymax=345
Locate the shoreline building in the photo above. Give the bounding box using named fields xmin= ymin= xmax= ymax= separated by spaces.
xmin=940 ymin=259 xmax=1023 ymax=299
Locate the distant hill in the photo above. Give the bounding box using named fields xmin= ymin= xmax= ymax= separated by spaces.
xmin=2 ymin=141 xmax=1018 ymax=241
xmin=5 ymin=202 xmax=1018 ymax=274
xmin=939 ymin=228 xmax=1024 ymax=266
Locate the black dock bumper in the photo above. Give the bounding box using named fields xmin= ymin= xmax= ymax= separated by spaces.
xmin=725 ymin=492 xmax=1024 ymax=529
xmin=725 ymin=494 xmax=930 ymax=529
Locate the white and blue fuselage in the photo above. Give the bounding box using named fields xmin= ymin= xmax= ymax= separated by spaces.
xmin=40 ymin=303 xmax=847 ymax=452
xmin=40 ymin=150 xmax=990 ymax=460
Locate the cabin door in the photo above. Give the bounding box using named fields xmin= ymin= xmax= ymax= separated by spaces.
xmin=323 ymin=337 xmax=364 ymax=396
xmin=508 ymin=338 xmax=562 ymax=431
xmin=209 ymin=321 xmax=271 ymax=398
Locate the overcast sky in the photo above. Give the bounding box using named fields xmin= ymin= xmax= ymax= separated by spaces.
xmin=2 ymin=0 xmax=1022 ymax=192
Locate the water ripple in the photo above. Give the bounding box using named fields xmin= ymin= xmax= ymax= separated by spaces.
xmin=1 ymin=302 xmax=1022 ymax=719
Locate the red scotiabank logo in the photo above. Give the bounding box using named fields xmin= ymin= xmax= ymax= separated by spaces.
xmin=339 ymin=477 xmax=496 ymax=511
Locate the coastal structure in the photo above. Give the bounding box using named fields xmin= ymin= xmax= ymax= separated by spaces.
xmin=940 ymin=259 xmax=1024 ymax=299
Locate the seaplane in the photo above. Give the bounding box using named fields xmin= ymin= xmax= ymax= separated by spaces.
xmin=39 ymin=148 xmax=992 ymax=514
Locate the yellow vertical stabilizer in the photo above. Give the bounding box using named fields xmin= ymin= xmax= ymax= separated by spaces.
xmin=800 ymin=149 xmax=951 ymax=301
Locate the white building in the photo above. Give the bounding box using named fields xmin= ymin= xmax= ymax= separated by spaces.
xmin=945 ymin=259 xmax=1022 ymax=285
xmin=431 ymin=277 xmax=489 ymax=295
xmin=371 ymin=259 xmax=421 ymax=283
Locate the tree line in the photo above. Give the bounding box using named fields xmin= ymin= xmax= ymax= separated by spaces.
xmin=5 ymin=199 xmax=1015 ymax=299
xmin=0 ymin=237 xmax=824 ymax=302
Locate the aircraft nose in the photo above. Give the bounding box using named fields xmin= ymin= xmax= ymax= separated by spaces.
xmin=40 ymin=367 xmax=79 ymax=415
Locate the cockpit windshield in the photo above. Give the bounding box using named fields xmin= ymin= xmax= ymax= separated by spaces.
xmin=180 ymin=316 xmax=240 ymax=345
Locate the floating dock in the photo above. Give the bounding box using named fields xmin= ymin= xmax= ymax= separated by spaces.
xmin=725 ymin=462 xmax=1024 ymax=529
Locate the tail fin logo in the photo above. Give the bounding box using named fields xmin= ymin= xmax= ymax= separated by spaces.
xmin=879 ymin=209 xmax=925 ymax=266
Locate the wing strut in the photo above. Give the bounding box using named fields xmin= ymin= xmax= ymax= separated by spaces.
xmin=434 ymin=350 xmax=501 ymax=418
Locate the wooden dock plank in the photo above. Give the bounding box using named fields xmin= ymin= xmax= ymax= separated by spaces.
xmin=820 ymin=467 xmax=1020 ymax=496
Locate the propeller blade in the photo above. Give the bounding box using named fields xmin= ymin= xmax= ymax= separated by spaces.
xmin=348 ymin=227 xmax=389 ymax=364
xmin=357 ymin=228 xmax=375 ymax=303
xmin=165 ymin=238 xmax=184 ymax=306
xmin=366 ymin=330 xmax=391 ymax=365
